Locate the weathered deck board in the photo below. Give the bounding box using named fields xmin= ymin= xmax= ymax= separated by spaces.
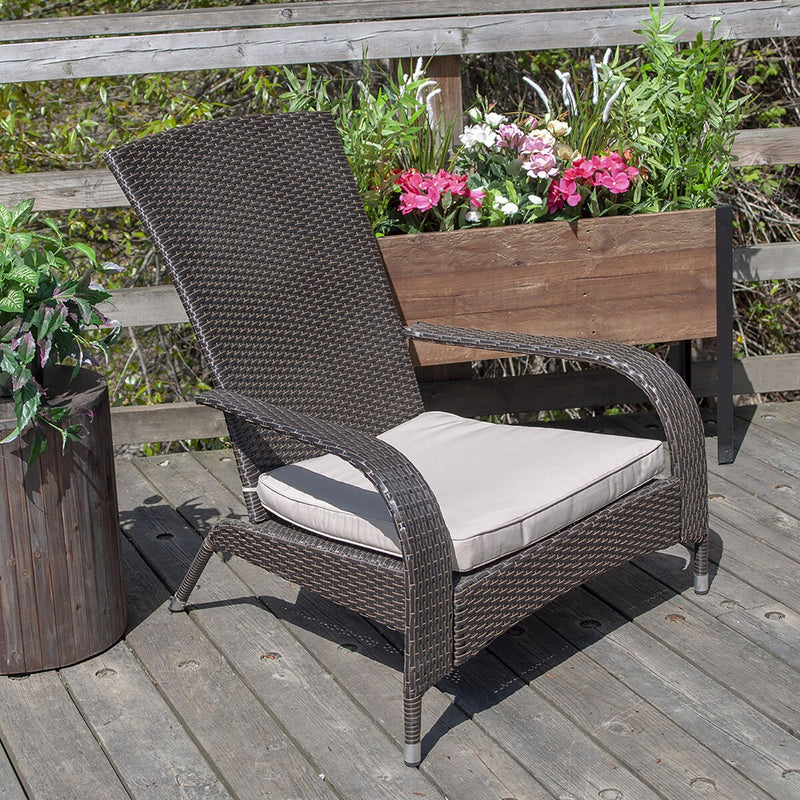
xmin=117 ymin=539 xmax=337 ymax=800
xmin=1 ymin=402 xmax=798 ymax=799
xmin=588 ymin=563 xmax=800 ymax=737
xmin=0 ymin=671 xmax=130 ymax=800
xmin=0 ymin=744 xmax=26 ymax=800
xmin=490 ymin=612 xmax=773 ymax=800
xmin=61 ymin=643 xmax=231 ymax=800
xmin=536 ymin=587 xmax=800 ymax=799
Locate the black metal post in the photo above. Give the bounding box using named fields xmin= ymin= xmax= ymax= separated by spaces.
xmin=668 ymin=340 xmax=692 ymax=388
xmin=716 ymin=205 xmax=735 ymax=464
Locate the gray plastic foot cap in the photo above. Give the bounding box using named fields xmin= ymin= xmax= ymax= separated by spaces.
xmin=403 ymin=742 xmax=421 ymax=767
xmin=168 ymin=595 xmax=187 ymax=612
xmin=694 ymin=574 xmax=709 ymax=595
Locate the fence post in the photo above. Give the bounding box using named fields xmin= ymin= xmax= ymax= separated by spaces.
xmin=425 ymin=54 xmax=464 ymax=140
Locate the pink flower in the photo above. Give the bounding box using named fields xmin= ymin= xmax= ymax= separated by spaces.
xmin=398 ymin=189 xmax=439 ymax=214
xmin=598 ymin=170 xmax=631 ymax=194
xmin=395 ymin=169 xmax=424 ymax=193
xmin=547 ymin=181 xmax=565 ymax=214
xmin=567 ymin=157 xmax=595 ymax=181
xmin=467 ymin=186 xmax=485 ymax=209
xmin=497 ymin=123 xmax=527 ymax=151
xmin=521 ymin=136 xmax=558 ymax=179
xmin=547 ymin=177 xmax=582 ymax=212
xmin=394 ymin=168 xmax=482 ymax=215
xmin=429 ymin=169 xmax=469 ymax=196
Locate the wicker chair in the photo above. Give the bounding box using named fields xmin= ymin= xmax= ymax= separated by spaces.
xmin=105 ymin=113 xmax=709 ymax=767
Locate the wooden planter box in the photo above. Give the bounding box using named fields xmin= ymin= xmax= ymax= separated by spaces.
xmin=378 ymin=207 xmax=734 ymax=460
xmin=378 ymin=208 xmax=721 ymax=364
xmin=0 ymin=368 xmax=126 ymax=674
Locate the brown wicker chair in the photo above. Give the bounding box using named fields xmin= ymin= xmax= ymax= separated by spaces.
xmin=105 ymin=113 xmax=708 ymax=767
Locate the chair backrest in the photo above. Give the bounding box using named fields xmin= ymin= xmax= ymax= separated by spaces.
xmin=106 ymin=113 xmax=424 ymax=516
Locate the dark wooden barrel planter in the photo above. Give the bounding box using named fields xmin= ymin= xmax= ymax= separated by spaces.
xmin=0 ymin=367 xmax=126 ymax=674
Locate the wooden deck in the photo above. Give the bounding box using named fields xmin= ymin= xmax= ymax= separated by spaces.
xmin=1 ymin=402 xmax=799 ymax=800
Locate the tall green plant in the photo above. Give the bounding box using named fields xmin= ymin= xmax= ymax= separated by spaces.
xmin=615 ymin=3 xmax=750 ymax=210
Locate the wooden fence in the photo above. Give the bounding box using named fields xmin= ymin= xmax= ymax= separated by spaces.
xmin=1 ymin=0 xmax=799 ymax=445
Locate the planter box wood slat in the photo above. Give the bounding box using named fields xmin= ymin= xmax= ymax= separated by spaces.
xmin=378 ymin=208 xmax=719 ymax=366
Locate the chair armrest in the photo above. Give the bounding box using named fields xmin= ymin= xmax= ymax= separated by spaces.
xmin=405 ymin=322 xmax=708 ymax=543
xmin=195 ymin=388 xmax=453 ymax=692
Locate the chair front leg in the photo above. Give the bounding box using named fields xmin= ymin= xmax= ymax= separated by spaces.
xmin=169 ymin=536 xmax=216 ymax=611
xmin=693 ymin=536 xmax=710 ymax=595
xmin=403 ymin=691 xmax=423 ymax=767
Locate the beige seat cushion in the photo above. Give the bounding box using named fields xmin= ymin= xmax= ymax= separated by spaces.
xmin=256 ymin=411 xmax=665 ymax=572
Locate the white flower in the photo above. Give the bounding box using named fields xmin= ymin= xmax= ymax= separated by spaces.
xmin=493 ymin=194 xmax=509 ymax=209
xmin=467 ymin=107 xmax=482 ymax=122
xmin=414 ymin=79 xmax=438 ymax=105
xmin=425 ymin=87 xmax=441 ymax=127
xmin=557 ymin=143 xmax=580 ymax=161
xmin=522 ymin=76 xmax=551 ymax=116
xmin=459 ymin=124 xmax=498 ymax=149
xmin=465 ymin=209 xmax=482 ymax=223
xmin=492 ymin=194 xmax=518 ymax=216
xmin=528 ymin=194 xmax=543 ymax=206
xmin=555 ymin=69 xmax=578 ymax=115
xmin=602 ymin=82 xmax=625 ymax=123
xmin=533 ymin=129 xmax=556 ymax=147
xmin=546 ymin=119 xmax=571 ymax=137
xmin=485 ymin=112 xmax=508 ymax=128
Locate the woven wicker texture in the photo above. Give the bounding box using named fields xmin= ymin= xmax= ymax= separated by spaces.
xmin=197 ymin=388 xmax=454 ymax=693
xmin=209 ymin=518 xmax=407 ymax=630
xmin=105 ymin=114 xmax=424 ymax=522
xmin=452 ymin=480 xmax=682 ymax=662
xmin=106 ymin=113 xmax=710 ymax=764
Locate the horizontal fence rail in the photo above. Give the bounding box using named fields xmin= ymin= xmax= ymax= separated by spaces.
xmin=0 ymin=0 xmax=798 ymax=444
xmin=2 ymin=126 xmax=799 ymax=210
xmin=1 ymin=1 xmax=799 ymax=82
xmin=0 ymin=0 xmax=755 ymax=42
xmin=108 ymin=355 xmax=800 ymax=445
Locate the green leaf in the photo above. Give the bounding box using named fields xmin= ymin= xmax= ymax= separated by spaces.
xmin=11 ymin=232 xmax=33 ymax=251
xmin=6 ymin=264 xmax=38 ymax=287
xmin=15 ymin=331 xmax=35 ymax=364
xmin=71 ymin=242 xmax=96 ymax=263
xmin=0 ymin=287 xmax=25 ymax=313
xmin=10 ymin=199 xmax=34 ymax=227
xmin=0 ymin=204 xmax=12 ymax=229
xmin=27 ymin=430 xmax=47 ymax=465
xmin=0 ymin=380 xmax=40 ymax=444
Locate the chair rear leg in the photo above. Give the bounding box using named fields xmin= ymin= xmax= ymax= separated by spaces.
xmin=169 ymin=537 xmax=216 ymax=611
xmin=403 ymin=694 xmax=423 ymax=767
xmin=693 ymin=537 xmax=709 ymax=595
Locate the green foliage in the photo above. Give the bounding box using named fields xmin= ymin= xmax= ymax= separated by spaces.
xmin=0 ymin=200 xmax=120 ymax=458
xmin=280 ymin=60 xmax=453 ymax=227
xmin=614 ymin=3 xmax=750 ymax=210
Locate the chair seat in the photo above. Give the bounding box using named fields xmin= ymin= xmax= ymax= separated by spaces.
xmin=256 ymin=411 xmax=665 ymax=572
